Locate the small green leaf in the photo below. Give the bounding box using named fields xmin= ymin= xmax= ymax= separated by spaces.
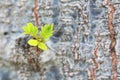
xmin=40 ymin=24 xmax=54 ymax=41
xmin=38 ymin=42 xmax=48 ymax=50
xmin=28 ymin=39 xmax=38 ymax=46
xmin=22 ymin=26 xmax=28 ymax=32
xmin=27 ymin=23 xmax=34 ymax=32
xmin=22 ymin=22 xmax=38 ymax=36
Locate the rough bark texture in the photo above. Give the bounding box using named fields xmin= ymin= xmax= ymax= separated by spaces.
xmin=0 ymin=0 xmax=120 ymax=80
xmin=105 ymin=0 xmax=118 ymax=80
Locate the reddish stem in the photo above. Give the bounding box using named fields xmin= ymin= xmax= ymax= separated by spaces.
xmin=33 ymin=0 xmax=39 ymax=27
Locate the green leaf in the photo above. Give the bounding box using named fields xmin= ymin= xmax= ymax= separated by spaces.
xmin=22 ymin=22 xmax=38 ymax=35
xmin=38 ymin=42 xmax=48 ymax=50
xmin=28 ymin=39 xmax=38 ymax=46
xmin=40 ymin=24 xmax=54 ymax=41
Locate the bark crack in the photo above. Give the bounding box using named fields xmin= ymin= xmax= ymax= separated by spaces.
xmin=90 ymin=42 xmax=99 ymax=80
xmin=105 ymin=0 xmax=118 ymax=80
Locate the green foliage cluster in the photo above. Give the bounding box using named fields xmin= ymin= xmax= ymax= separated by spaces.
xmin=22 ymin=22 xmax=54 ymax=50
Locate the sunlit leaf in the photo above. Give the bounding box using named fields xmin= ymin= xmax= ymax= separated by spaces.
xmin=22 ymin=26 xmax=28 ymax=32
xmin=38 ymin=42 xmax=48 ymax=50
xmin=27 ymin=23 xmax=34 ymax=32
xmin=28 ymin=39 xmax=38 ymax=46
xmin=40 ymin=24 xmax=54 ymax=41
xmin=22 ymin=22 xmax=38 ymax=35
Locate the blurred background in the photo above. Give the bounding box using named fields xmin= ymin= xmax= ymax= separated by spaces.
xmin=0 ymin=0 xmax=120 ymax=80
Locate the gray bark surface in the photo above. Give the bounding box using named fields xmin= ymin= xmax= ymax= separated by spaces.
xmin=0 ymin=0 xmax=120 ymax=80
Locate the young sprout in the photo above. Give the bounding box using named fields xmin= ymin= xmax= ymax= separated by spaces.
xmin=22 ymin=22 xmax=54 ymax=50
